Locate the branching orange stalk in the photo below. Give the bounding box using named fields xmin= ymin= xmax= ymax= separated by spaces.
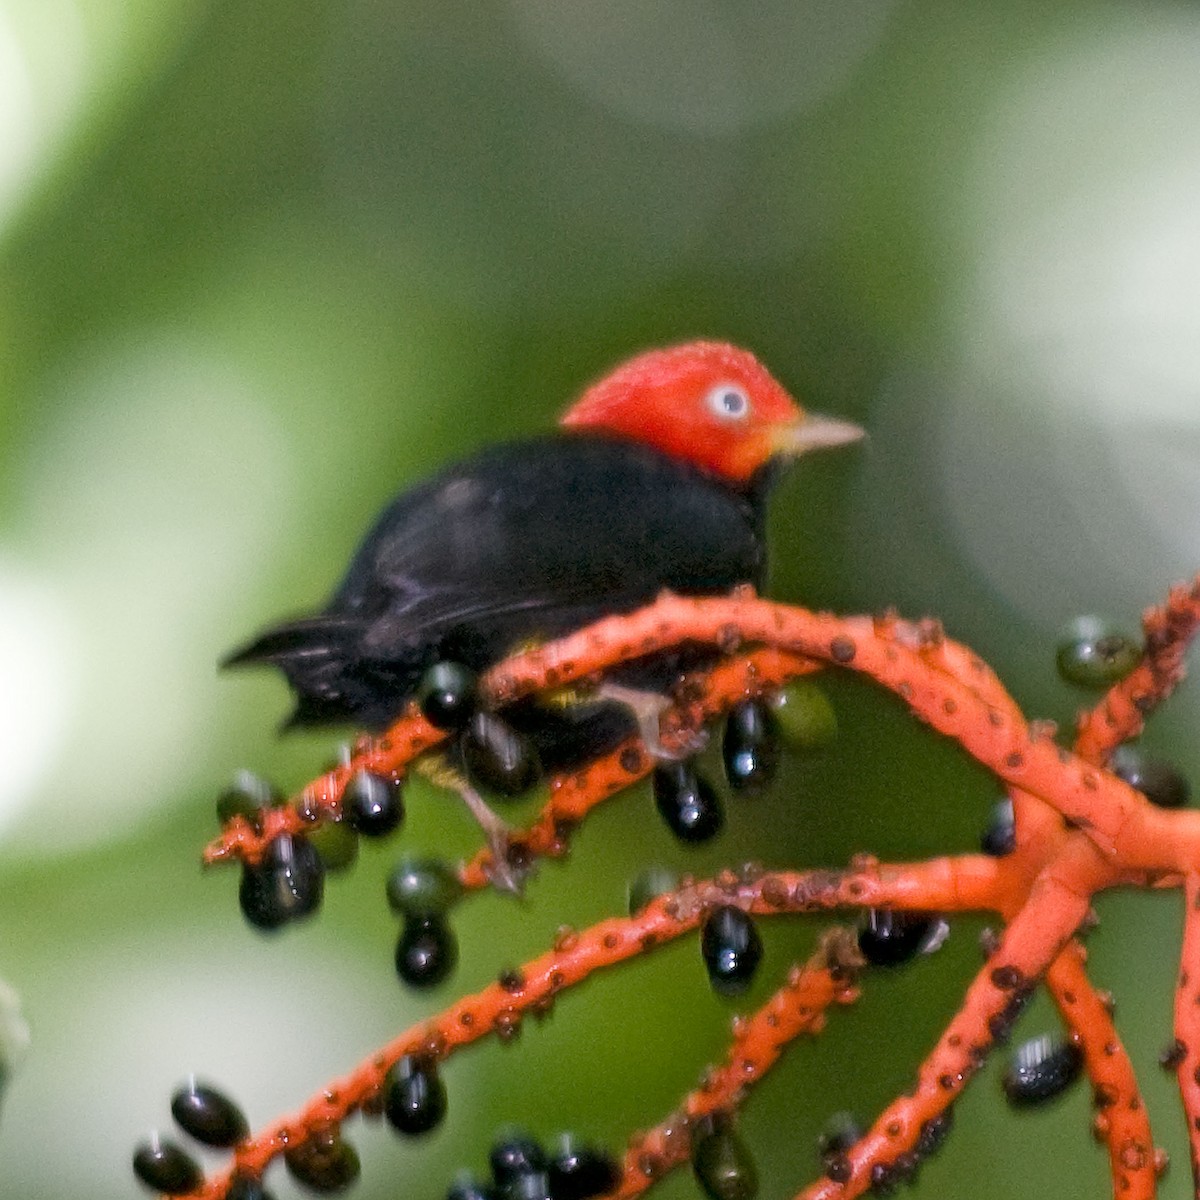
xmin=187 ymin=577 xmax=1200 ymax=1200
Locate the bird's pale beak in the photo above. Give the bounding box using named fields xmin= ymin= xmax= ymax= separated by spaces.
xmin=773 ymin=412 xmax=866 ymax=456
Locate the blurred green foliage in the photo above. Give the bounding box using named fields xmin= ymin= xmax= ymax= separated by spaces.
xmin=2 ymin=1 xmax=1198 ymax=1197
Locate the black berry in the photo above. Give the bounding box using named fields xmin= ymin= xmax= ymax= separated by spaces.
xmin=284 ymin=1129 xmax=361 ymax=1193
xmin=1112 ymin=747 xmax=1191 ymax=809
xmin=980 ymin=798 xmax=1016 ymax=856
xmin=343 ymin=770 xmax=405 ymax=836
xmin=857 ymin=909 xmax=944 ymax=968
xmin=700 ymin=905 xmax=763 ymax=997
xmin=396 ymin=913 xmax=458 ymax=988
xmin=239 ymin=834 xmax=324 ymax=931
xmin=548 ymin=1137 xmax=620 ymax=1200
xmin=132 ymin=1135 xmax=202 ymax=1194
xmin=721 ymin=700 xmax=780 ymax=794
xmin=419 ymin=661 xmax=480 ymax=730
xmin=384 ymin=1055 xmax=447 ymax=1135
xmin=1002 ymin=1035 xmax=1084 ymax=1107
xmin=489 ymin=1131 xmax=547 ymax=1184
xmin=653 ymin=761 xmax=724 ymax=843
xmin=460 ymin=713 xmax=541 ymax=798
xmin=170 ymin=1077 xmax=248 ymax=1147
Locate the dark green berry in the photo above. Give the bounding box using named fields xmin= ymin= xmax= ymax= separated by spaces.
xmin=170 ymin=1077 xmax=248 ymax=1146
xmin=217 ymin=770 xmax=276 ymax=829
xmin=721 ymin=700 xmax=780 ymax=794
xmin=857 ymin=910 xmax=945 ymax=967
xmin=239 ymin=834 xmax=324 ymax=931
xmin=419 ymin=661 xmax=480 ymax=730
xmin=770 ymin=680 xmax=837 ymax=750
xmin=1055 ymin=617 xmax=1141 ymax=688
xmin=307 ymin=819 xmax=359 ymax=871
xmin=343 ymin=770 xmax=405 ymax=836
xmin=816 ymin=1112 xmax=862 ymax=1182
xmin=700 ymin=905 xmax=763 ymax=997
xmin=396 ymin=913 xmax=458 ymax=988
xmin=284 ymin=1129 xmax=361 ymax=1193
xmin=386 ymin=857 xmax=464 ymax=917
xmin=691 ymin=1117 xmax=758 ymax=1200
xmin=1112 ymin=746 xmax=1191 ymax=809
xmin=132 ymin=1135 xmax=202 ymax=1194
xmin=653 ymin=761 xmax=723 ymax=843
xmin=816 ymin=1110 xmax=862 ymax=1159
xmin=1002 ymin=1035 xmax=1083 ymax=1106
xmin=627 ymin=865 xmax=679 ymax=917
xmin=460 ymin=713 xmax=541 ymax=798
xmin=384 ymin=1055 xmax=447 ymax=1135
xmin=548 ymin=1137 xmax=620 ymax=1200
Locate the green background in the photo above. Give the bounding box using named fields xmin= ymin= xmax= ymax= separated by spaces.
xmin=2 ymin=1 xmax=1199 ymax=1197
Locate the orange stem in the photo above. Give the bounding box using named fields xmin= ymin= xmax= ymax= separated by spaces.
xmin=614 ymin=929 xmax=863 ymax=1199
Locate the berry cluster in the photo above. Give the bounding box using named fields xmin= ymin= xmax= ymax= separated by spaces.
xmin=652 ymin=687 xmax=835 ymax=845
xmin=143 ymin=586 xmax=1200 ymax=1200
xmin=133 ymin=1081 xmax=258 ymax=1197
xmin=449 ymin=1130 xmax=619 ymax=1200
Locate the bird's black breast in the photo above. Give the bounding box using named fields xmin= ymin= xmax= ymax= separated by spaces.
xmin=230 ymin=434 xmax=769 ymax=730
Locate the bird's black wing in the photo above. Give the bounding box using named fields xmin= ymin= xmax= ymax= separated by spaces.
xmin=337 ymin=434 xmax=764 ymax=649
xmin=228 ymin=434 xmax=766 ymax=728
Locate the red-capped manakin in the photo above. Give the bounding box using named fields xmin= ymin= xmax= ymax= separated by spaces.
xmin=227 ymin=342 xmax=862 ymax=869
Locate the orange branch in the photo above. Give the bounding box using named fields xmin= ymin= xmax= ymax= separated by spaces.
xmin=615 ymin=929 xmax=863 ymax=1199
xmin=1174 ymin=874 xmax=1200 ymax=1197
xmin=1075 ymin=580 xmax=1200 ymax=763
xmin=1047 ymin=942 xmax=1159 ymax=1200
xmin=192 ymin=859 xmax=997 ymax=1199
xmin=798 ymin=856 xmax=1099 ymax=1200
xmin=177 ymin=578 xmax=1200 ymax=1200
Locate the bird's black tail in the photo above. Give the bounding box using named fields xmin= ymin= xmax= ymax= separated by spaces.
xmin=224 ymin=614 xmax=418 ymax=731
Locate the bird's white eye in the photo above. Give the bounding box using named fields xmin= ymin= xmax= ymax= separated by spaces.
xmin=705 ymin=384 xmax=751 ymax=421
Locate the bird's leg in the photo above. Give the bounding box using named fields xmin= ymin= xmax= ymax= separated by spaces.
xmin=414 ymin=756 xmax=526 ymax=894
xmin=593 ymin=682 xmax=707 ymax=760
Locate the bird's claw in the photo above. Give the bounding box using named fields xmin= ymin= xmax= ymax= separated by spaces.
xmin=458 ymin=784 xmax=528 ymax=895
xmin=655 ymin=722 xmax=710 ymax=761
xmin=595 ymin=682 xmax=706 ymax=761
xmin=417 ymin=756 xmax=529 ymax=895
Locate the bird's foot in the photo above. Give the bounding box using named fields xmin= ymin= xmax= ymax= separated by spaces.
xmin=415 ymin=757 xmax=528 ymax=894
xmin=594 ymin=682 xmax=707 ymax=760
xmin=457 ymin=783 xmax=528 ymax=895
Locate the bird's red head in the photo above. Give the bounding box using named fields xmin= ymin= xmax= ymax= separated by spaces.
xmin=559 ymin=341 xmax=863 ymax=485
